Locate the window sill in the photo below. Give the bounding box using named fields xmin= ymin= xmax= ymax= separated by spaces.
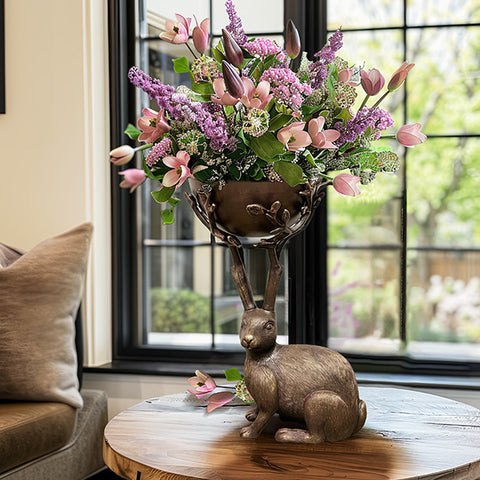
xmin=84 ymin=361 xmax=480 ymax=390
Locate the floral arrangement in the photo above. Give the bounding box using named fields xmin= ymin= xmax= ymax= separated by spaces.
xmin=187 ymin=368 xmax=253 ymax=412
xmin=110 ymin=0 xmax=426 ymax=224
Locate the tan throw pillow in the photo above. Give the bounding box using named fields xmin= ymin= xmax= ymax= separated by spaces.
xmin=0 ymin=223 xmax=93 ymax=408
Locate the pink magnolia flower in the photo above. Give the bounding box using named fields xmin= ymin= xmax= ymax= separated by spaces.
xmin=211 ymin=78 xmax=240 ymax=106
xmin=137 ymin=108 xmax=170 ymax=144
xmin=333 ymin=173 xmax=361 ymax=196
xmin=240 ymin=78 xmax=272 ymax=109
xmin=396 ymin=123 xmax=427 ymax=147
xmin=162 ymin=151 xmax=193 ymax=188
xmin=388 ymin=61 xmax=414 ymax=91
xmin=160 ymin=14 xmax=191 ymax=44
xmin=277 ymin=122 xmax=312 ymax=151
xmin=110 ymin=145 xmax=134 ymax=166
xmin=187 ymin=370 xmax=216 ymax=399
xmin=360 ymin=68 xmax=385 ymax=96
xmin=206 ymin=391 xmax=235 ymax=412
xmin=308 ymin=117 xmax=340 ymax=149
xmin=192 ymin=16 xmax=209 ymax=54
xmin=118 ymin=168 xmax=146 ymax=193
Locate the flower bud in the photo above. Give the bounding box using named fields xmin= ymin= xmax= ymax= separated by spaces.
xmin=360 ymin=68 xmax=385 ymax=96
xmin=221 ymin=60 xmax=245 ymax=99
xmin=222 ymin=29 xmax=244 ymax=67
xmin=388 ymin=61 xmax=414 ymax=91
xmin=192 ymin=16 xmax=209 ymax=54
xmin=285 ymin=19 xmax=301 ymax=59
xmin=119 ymin=168 xmax=146 ymax=193
xmin=396 ymin=123 xmax=426 ymax=147
xmin=333 ymin=173 xmax=361 ymax=196
xmin=110 ymin=145 xmax=135 ymax=166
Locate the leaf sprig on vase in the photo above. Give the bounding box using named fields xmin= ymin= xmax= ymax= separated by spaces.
xmin=110 ymin=0 xmax=426 ymax=224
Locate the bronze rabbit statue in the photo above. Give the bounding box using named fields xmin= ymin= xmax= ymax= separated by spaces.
xmin=239 ymin=306 xmax=366 ymax=443
xmin=187 ymin=180 xmax=367 ymax=443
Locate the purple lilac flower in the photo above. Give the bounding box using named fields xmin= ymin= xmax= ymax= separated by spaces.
xmin=334 ymin=107 xmax=394 ymax=146
xmin=243 ymin=38 xmax=282 ymax=57
xmin=260 ymin=67 xmax=312 ymax=111
xmin=129 ymin=67 xmax=235 ymax=152
xmin=225 ymin=0 xmax=247 ymax=46
xmin=308 ymin=29 xmax=344 ymax=89
xmin=145 ymin=138 xmax=172 ymax=167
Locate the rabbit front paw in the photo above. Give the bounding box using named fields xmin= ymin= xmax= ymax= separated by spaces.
xmin=240 ymin=425 xmax=260 ymax=439
xmin=245 ymin=407 xmax=258 ymax=422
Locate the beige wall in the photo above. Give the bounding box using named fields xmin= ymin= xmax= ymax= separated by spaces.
xmin=0 ymin=0 xmax=111 ymax=366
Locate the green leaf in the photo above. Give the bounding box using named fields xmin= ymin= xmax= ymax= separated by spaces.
xmin=161 ymin=208 xmax=175 ymax=225
xmin=211 ymin=46 xmax=225 ymax=64
xmin=172 ymin=56 xmax=190 ymax=73
xmin=301 ymin=104 xmax=323 ymax=116
xmin=304 ymin=152 xmax=316 ymax=166
xmin=151 ymin=186 xmax=175 ymax=203
xmin=268 ymin=113 xmax=292 ymax=132
xmin=273 ymin=161 xmax=304 ymax=186
xmin=327 ymin=64 xmax=337 ymax=99
xmin=228 ymin=165 xmax=242 ymax=180
xmin=224 ymin=368 xmax=243 ymax=382
xmin=249 ymin=132 xmax=285 ymax=162
xmin=191 ymin=81 xmax=215 ymax=95
xmin=124 ymin=123 xmax=141 ymax=140
xmin=194 ymin=167 xmax=213 ymax=182
xmin=336 ymin=109 xmax=353 ymax=121
xmin=168 ymin=197 xmax=181 ymax=207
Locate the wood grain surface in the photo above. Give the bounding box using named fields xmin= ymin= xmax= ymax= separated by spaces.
xmin=103 ymin=386 xmax=480 ymax=480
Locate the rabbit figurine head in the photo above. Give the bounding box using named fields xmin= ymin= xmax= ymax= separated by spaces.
xmin=239 ymin=308 xmax=277 ymax=353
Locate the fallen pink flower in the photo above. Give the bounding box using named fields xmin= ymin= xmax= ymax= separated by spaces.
xmin=360 ymin=68 xmax=385 ymax=96
xmin=388 ymin=61 xmax=414 ymax=91
xmin=308 ymin=117 xmax=340 ymax=149
xmin=396 ymin=123 xmax=427 ymax=147
xmin=192 ymin=16 xmax=209 ymax=54
xmin=240 ymin=78 xmax=272 ymax=109
xmin=119 ymin=168 xmax=146 ymax=193
xmin=277 ymin=122 xmax=312 ymax=151
xmin=206 ymin=391 xmax=235 ymax=412
xmin=333 ymin=173 xmax=361 ymax=196
xmin=160 ymin=14 xmax=191 ymax=44
xmin=110 ymin=145 xmax=135 ymax=166
xmin=137 ymin=108 xmax=170 ymax=144
xmin=211 ymin=78 xmax=240 ymax=106
xmin=162 ymin=151 xmax=193 ymax=188
xmin=187 ymin=370 xmax=216 ymax=399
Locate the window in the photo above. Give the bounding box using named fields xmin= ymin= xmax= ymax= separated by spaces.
xmin=109 ymin=0 xmax=480 ymax=373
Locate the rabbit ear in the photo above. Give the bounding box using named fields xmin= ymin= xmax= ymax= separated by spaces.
xmin=263 ymin=245 xmax=283 ymax=312
xmin=229 ymin=245 xmax=256 ymax=311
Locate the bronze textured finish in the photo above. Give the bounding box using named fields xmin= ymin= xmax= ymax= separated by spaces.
xmin=187 ymin=178 xmax=366 ymax=443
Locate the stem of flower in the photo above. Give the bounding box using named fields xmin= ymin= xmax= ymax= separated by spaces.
xmin=359 ymin=94 xmax=370 ymax=110
xmin=186 ymin=42 xmax=198 ymax=60
xmin=371 ymin=91 xmax=390 ymax=109
xmin=135 ymin=143 xmax=153 ymax=152
xmin=316 ymin=172 xmax=334 ymax=181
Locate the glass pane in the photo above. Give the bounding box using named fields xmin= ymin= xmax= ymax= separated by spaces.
xmin=407 ymin=27 xmax=480 ymax=135
xmin=407 ymin=250 xmax=480 ymax=361
xmin=407 ymin=0 xmax=480 ymax=26
xmin=327 ymin=0 xmax=403 ymax=30
xmin=212 ymin=0 xmax=283 ymax=35
xmin=213 ymin=246 xmax=289 ymax=350
xmin=144 ymin=245 xmax=212 ymax=347
xmin=146 ymin=0 xmax=210 ymax=29
xmin=328 ymin=248 xmax=401 ymax=354
xmin=406 ymin=138 xmax=480 ymax=249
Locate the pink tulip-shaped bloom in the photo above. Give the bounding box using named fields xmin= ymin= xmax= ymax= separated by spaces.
xmin=308 ymin=117 xmax=340 ymax=149
xmin=110 ymin=145 xmax=134 ymax=166
xmin=192 ymin=16 xmax=209 ymax=54
xmin=338 ymin=68 xmax=356 ymax=87
xmin=240 ymin=78 xmax=272 ymax=109
xmin=162 ymin=151 xmax=193 ymax=188
xmin=333 ymin=173 xmax=361 ymax=196
xmin=277 ymin=122 xmax=312 ymax=151
xmin=206 ymin=391 xmax=235 ymax=412
xmin=118 ymin=168 xmax=146 ymax=193
xmin=211 ymin=78 xmax=241 ymax=106
xmin=396 ymin=123 xmax=427 ymax=147
xmin=388 ymin=61 xmax=414 ymax=91
xmin=187 ymin=370 xmax=217 ymax=399
xmin=137 ymin=108 xmax=170 ymax=144
xmin=360 ymin=68 xmax=385 ymax=96
xmin=160 ymin=14 xmax=191 ymax=44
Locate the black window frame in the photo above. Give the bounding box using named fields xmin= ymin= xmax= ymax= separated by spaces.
xmin=108 ymin=0 xmax=480 ymax=376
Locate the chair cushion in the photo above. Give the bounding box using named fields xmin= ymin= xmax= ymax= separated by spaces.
xmin=0 ymin=402 xmax=77 ymax=474
xmin=0 ymin=223 xmax=93 ymax=408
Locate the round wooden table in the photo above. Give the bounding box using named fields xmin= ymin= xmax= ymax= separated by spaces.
xmin=103 ymin=386 xmax=480 ymax=480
